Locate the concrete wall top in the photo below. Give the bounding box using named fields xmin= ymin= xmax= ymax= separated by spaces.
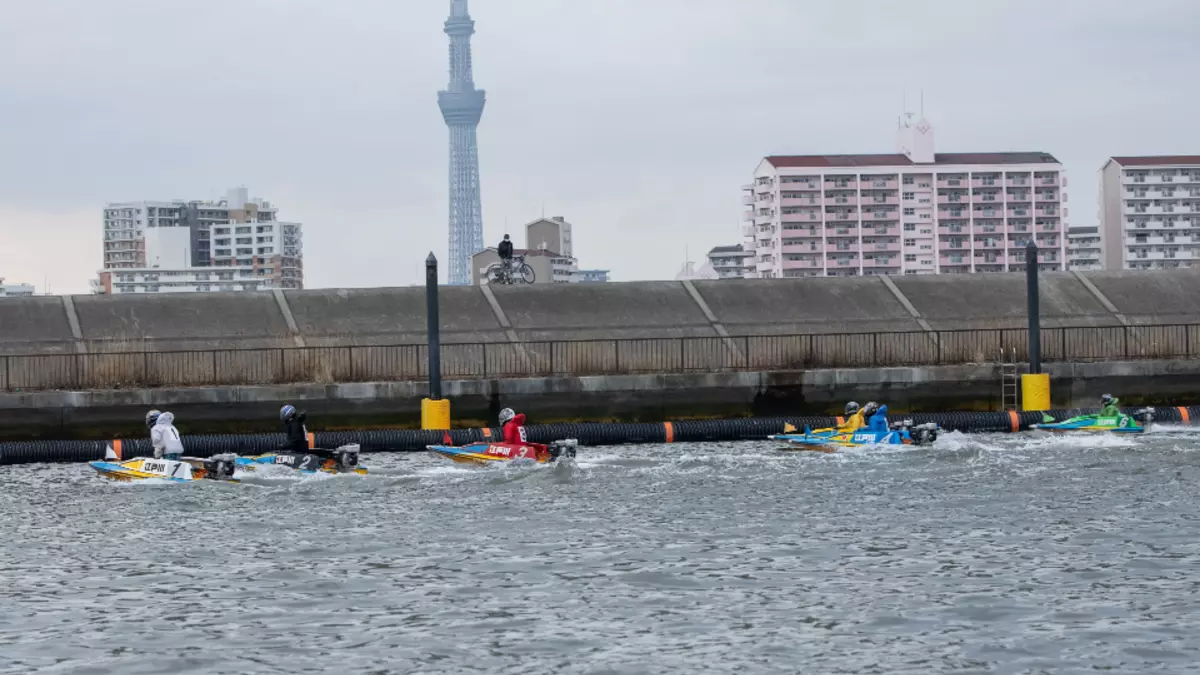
xmin=492 ymin=282 xmax=715 ymax=341
xmin=71 ymin=292 xmax=293 ymax=350
xmin=892 ymin=272 xmax=1117 ymax=330
xmin=1083 ymin=269 xmax=1200 ymax=324
xmin=692 ymin=278 xmax=922 ymax=335
xmin=284 ymin=286 xmax=506 ymax=344
xmin=0 ymin=297 xmax=75 ymax=354
xmin=6 ymin=270 xmax=1200 ymax=355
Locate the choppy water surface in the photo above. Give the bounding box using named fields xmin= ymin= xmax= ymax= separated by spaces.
xmin=2 ymin=429 xmax=1200 ymax=674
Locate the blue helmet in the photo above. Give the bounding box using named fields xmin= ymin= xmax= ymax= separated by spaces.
xmin=145 ymin=409 xmax=161 ymax=428
xmin=280 ymin=404 xmax=296 ymax=421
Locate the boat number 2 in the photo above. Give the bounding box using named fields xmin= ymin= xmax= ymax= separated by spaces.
xmin=298 ymin=455 xmax=315 ymax=470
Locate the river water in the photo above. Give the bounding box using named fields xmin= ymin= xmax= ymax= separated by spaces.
xmin=2 ymin=429 xmax=1199 ymax=674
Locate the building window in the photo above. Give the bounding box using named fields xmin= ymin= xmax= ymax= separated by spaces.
xmin=903 ymin=208 xmax=915 ymax=215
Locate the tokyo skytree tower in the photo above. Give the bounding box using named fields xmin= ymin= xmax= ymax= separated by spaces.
xmin=437 ymin=0 xmax=487 ymax=285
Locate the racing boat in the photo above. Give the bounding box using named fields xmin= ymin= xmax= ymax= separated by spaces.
xmin=770 ymin=406 xmax=940 ymax=452
xmin=90 ymin=445 xmax=239 ymax=483
xmin=236 ymin=444 xmax=367 ymax=475
xmin=426 ymin=439 xmax=579 ymax=465
xmin=1030 ymin=408 xmax=1154 ymax=434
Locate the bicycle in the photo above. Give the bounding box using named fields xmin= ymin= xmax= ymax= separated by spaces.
xmin=486 ymin=255 xmax=536 ymax=285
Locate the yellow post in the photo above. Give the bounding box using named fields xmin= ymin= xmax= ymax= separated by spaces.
xmin=421 ymin=398 xmax=451 ymax=430
xmin=1020 ymin=374 xmax=1051 ymax=412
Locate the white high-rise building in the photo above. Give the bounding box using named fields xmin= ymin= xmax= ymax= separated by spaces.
xmin=1067 ymin=226 xmax=1103 ymax=270
xmin=743 ymin=116 xmax=1068 ymax=278
xmin=1099 ymin=156 xmax=1200 ymax=271
xmin=96 ymin=187 xmax=303 ymax=294
xmin=706 ymin=245 xmax=754 ymax=279
xmin=0 ymin=278 xmax=35 ymax=297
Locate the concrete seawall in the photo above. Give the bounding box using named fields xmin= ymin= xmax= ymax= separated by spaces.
xmin=4 ymin=359 xmax=1198 ymax=442
xmin=5 ymin=270 xmax=1200 ymax=355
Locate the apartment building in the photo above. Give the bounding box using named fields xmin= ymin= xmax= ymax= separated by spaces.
xmin=706 ymin=245 xmax=754 ymax=279
xmin=0 ymin=278 xmax=35 ymax=297
xmin=1067 ymin=226 xmax=1103 ymax=270
xmin=1099 ymin=156 xmax=1200 ymax=271
xmin=743 ymin=117 xmax=1068 ymax=278
xmin=96 ymin=187 xmax=303 ymax=294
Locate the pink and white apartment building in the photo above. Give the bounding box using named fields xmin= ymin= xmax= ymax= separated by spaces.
xmin=741 ymin=117 xmax=1068 ymax=278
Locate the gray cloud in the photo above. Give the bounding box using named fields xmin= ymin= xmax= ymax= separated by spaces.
xmin=2 ymin=0 xmax=1199 ymax=292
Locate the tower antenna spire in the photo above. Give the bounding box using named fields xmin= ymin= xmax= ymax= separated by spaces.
xmin=438 ymin=0 xmax=487 ymax=285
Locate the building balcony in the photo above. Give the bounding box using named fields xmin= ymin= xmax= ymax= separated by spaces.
xmin=780 ymin=197 xmax=821 ymax=207
xmin=1006 ymin=177 xmax=1032 ymax=187
xmin=937 ymin=178 xmax=968 ymax=189
xmin=864 ymin=257 xmax=900 ymax=268
xmin=827 ymin=196 xmax=860 ymax=207
xmin=1007 ymin=208 xmax=1032 ymax=218
xmin=1035 ymin=193 xmax=1059 ymax=203
xmin=1037 ymin=176 xmax=1061 ymax=187
xmin=780 ymin=211 xmax=822 ymax=222
xmin=824 ymin=180 xmax=859 ymax=190
xmin=863 ymin=180 xmax=899 ymax=190
xmin=1034 ymin=207 xmax=1060 ymax=217
xmin=863 ymin=226 xmax=901 ymax=237
xmin=863 ymin=196 xmax=901 ymax=206
xmin=781 ymin=243 xmax=821 ymax=254
xmin=824 ymin=243 xmax=859 ymax=254
xmin=971 ymin=178 xmax=1003 ymax=189
xmin=781 ymin=258 xmax=822 ymax=269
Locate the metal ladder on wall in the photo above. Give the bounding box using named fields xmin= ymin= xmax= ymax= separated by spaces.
xmin=1000 ymin=348 xmax=1020 ymax=411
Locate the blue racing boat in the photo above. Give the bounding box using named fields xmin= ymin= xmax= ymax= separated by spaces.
xmin=770 ymin=405 xmax=940 ymax=452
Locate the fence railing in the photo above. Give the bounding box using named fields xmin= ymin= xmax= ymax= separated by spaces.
xmin=2 ymin=324 xmax=1198 ymax=392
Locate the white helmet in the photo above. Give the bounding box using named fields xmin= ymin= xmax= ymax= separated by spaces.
xmin=499 ymin=408 xmax=515 ymax=425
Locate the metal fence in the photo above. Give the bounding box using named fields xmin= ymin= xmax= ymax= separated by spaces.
xmin=2 ymin=324 xmax=1198 ymax=392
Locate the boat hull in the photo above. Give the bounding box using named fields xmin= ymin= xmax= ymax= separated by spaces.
xmin=427 ymin=440 xmax=578 ymax=465
xmin=1032 ymin=410 xmax=1142 ymax=429
xmin=89 ymin=456 xmax=235 ymax=483
xmin=236 ymin=453 xmax=367 ymax=475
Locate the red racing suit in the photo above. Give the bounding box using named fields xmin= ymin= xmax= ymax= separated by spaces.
xmin=503 ymin=413 xmax=528 ymax=444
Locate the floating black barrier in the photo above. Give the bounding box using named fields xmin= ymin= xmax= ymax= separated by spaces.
xmin=1 ymin=406 xmax=1197 ymax=466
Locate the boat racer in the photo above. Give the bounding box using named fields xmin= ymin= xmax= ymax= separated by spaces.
xmin=149 ymin=411 xmax=185 ymax=460
xmin=1099 ymin=394 xmax=1120 ymax=417
xmin=836 ymin=401 xmax=867 ymax=433
xmin=499 ymin=407 xmax=529 ymax=444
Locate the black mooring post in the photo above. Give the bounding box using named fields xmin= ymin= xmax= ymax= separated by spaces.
xmin=1026 ymin=241 xmax=1041 ymax=374
xmin=425 ymin=252 xmax=442 ymax=400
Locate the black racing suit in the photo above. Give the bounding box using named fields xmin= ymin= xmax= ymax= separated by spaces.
xmin=280 ymin=412 xmax=313 ymax=452
xmin=280 ymin=412 xmax=336 ymax=460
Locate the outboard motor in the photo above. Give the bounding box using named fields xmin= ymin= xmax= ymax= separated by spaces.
xmin=548 ymin=439 xmax=579 ymax=462
xmin=1135 ymin=408 xmax=1156 ymax=426
xmin=203 ymin=453 xmax=238 ymax=481
xmin=910 ymin=423 xmax=940 ymax=446
xmin=332 ymin=444 xmax=361 ymax=472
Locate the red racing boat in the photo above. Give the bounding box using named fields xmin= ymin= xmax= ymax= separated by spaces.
xmin=426 ymin=439 xmax=578 ymax=466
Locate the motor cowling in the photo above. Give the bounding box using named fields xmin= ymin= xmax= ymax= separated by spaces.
xmin=1135 ymin=407 xmax=1156 ymax=425
xmin=548 ymin=439 xmax=579 ymax=462
xmin=203 ymin=453 xmax=238 ymax=481
xmin=911 ymin=423 xmax=940 ymax=446
xmin=333 ymin=444 xmax=361 ymax=471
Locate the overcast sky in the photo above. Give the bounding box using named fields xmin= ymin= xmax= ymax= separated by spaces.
xmin=2 ymin=0 xmax=1199 ymax=293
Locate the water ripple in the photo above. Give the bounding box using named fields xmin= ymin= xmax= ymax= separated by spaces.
xmin=1 ymin=434 xmax=1198 ymax=674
